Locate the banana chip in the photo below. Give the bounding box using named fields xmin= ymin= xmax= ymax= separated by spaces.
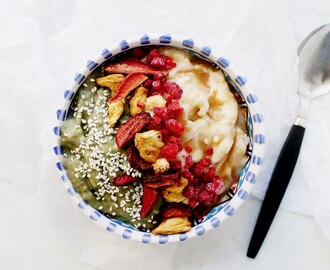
xmin=151 ymin=217 xmax=191 ymax=235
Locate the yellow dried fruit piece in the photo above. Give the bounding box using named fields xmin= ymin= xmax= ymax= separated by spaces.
xmin=96 ymin=74 xmax=125 ymax=91
xmin=145 ymin=95 xmax=166 ymax=111
xmin=129 ymin=86 xmax=147 ymax=116
xmin=161 ymin=177 xmax=188 ymax=203
xmin=151 ymin=217 xmax=191 ymax=235
xmin=135 ymin=130 xmax=164 ymax=163
xmin=108 ymin=100 xmax=124 ymax=127
xmin=152 ymin=158 xmax=170 ymax=174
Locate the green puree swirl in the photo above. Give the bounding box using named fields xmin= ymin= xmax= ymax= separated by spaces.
xmin=59 ymin=67 xmax=161 ymax=232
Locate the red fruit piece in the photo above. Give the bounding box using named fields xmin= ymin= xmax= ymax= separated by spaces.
xmin=127 ymin=144 xmax=153 ymax=171
xmin=191 ymin=163 xmax=204 ymax=177
xmin=162 ymin=204 xmax=192 ymax=219
xmin=131 ymin=48 xmax=146 ymax=59
xmin=182 ymin=170 xmax=198 ymax=184
xmin=197 ymin=190 xmax=215 ymax=205
xmin=167 ymin=136 xmax=183 ymax=151
xmin=141 ymin=185 xmax=159 ymax=218
xmin=143 ymin=79 xmax=152 ymax=88
xmin=110 ymin=73 xmax=148 ymax=103
xmin=104 ymin=58 xmax=167 ymax=76
xmin=193 ymin=205 xmax=211 ymax=221
xmin=185 ymin=155 xmax=193 ymax=168
xmin=113 ymin=174 xmax=138 ymax=186
xmin=170 ymin=160 xmax=182 ymax=170
xmin=144 ymin=171 xmax=180 ymax=188
xmin=162 ymin=82 xmax=183 ymax=100
xmin=167 ymin=101 xmax=184 ymax=118
xmin=201 ymin=167 xmax=216 ymax=182
xmin=165 ymin=119 xmax=184 ymax=137
xmin=185 ymin=146 xmax=192 ymax=153
xmin=150 ymin=56 xmax=167 ymax=69
xmin=188 ymin=199 xmax=199 ymax=209
xmin=205 ymin=147 xmax=214 ymax=155
xmin=115 ymin=112 xmax=151 ymax=149
xmin=152 ymin=80 xmax=162 ymax=91
xmin=182 ymin=185 xmax=196 ymax=199
xmin=161 ymin=143 xmax=180 ymax=161
xmin=153 ymin=107 xmax=168 ymax=119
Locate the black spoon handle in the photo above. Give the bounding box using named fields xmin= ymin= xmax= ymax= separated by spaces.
xmin=247 ymin=124 xmax=305 ymax=258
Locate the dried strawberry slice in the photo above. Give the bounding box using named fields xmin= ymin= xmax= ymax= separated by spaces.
xmin=141 ymin=185 xmax=159 ymax=218
xmin=115 ymin=112 xmax=151 ymax=149
xmin=104 ymin=58 xmax=168 ymax=76
xmin=193 ymin=204 xmax=212 ymax=222
xmin=127 ymin=144 xmax=153 ymax=171
xmin=113 ymin=174 xmax=138 ymax=186
xmin=144 ymin=171 xmax=180 ymax=188
xmin=162 ymin=204 xmax=192 ymax=219
xmin=110 ymin=73 xmax=148 ymax=103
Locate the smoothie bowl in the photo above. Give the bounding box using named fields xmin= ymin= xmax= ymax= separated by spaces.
xmin=53 ymin=35 xmax=265 ymax=243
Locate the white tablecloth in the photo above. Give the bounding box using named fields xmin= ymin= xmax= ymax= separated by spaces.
xmin=1 ymin=0 xmax=330 ymax=269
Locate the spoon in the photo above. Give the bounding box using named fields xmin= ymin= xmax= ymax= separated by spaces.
xmin=247 ymin=24 xmax=330 ymax=258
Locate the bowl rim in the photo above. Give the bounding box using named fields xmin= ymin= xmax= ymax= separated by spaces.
xmin=53 ymin=34 xmax=265 ymax=244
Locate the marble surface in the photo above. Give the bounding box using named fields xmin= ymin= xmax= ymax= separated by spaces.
xmin=1 ymin=0 xmax=330 ymax=269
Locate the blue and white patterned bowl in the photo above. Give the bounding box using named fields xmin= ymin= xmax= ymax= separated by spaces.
xmin=53 ymin=34 xmax=265 ymax=244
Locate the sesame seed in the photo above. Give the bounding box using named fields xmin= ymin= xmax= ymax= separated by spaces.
xmin=83 ymin=83 xmax=87 ymax=87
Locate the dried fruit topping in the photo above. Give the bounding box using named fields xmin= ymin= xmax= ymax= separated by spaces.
xmin=104 ymin=58 xmax=167 ymax=76
xmin=193 ymin=205 xmax=212 ymax=222
xmin=184 ymin=146 xmax=193 ymax=153
xmin=162 ymin=204 xmax=192 ymax=219
xmin=197 ymin=190 xmax=215 ymax=205
xmin=185 ymin=155 xmax=193 ymax=169
xmin=166 ymin=136 xmax=183 ymax=151
xmin=110 ymin=73 xmax=148 ymax=103
xmin=205 ymin=147 xmax=214 ymax=155
xmin=96 ymin=74 xmax=125 ymax=91
xmin=161 ymin=177 xmax=188 ymax=203
xmin=115 ymin=112 xmax=151 ymax=149
xmin=164 ymin=119 xmax=184 ymax=137
xmin=129 ymin=86 xmax=147 ymax=116
xmin=167 ymin=101 xmax=184 ymax=118
xmin=201 ymin=167 xmax=216 ymax=182
xmin=135 ymin=130 xmax=164 ymax=163
xmin=131 ymin=48 xmax=146 ymax=59
xmin=113 ymin=174 xmax=138 ymax=186
xmin=161 ymin=143 xmax=180 ymax=161
xmin=170 ymin=160 xmax=182 ymax=171
xmin=145 ymin=95 xmax=166 ymax=111
xmin=108 ymin=100 xmax=124 ymax=127
xmin=141 ymin=185 xmax=159 ymax=218
xmin=127 ymin=144 xmax=153 ymax=171
xmin=146 ymin=49 xmax=177 ymax=71
xmin=145 ymin=171 xmax=180 ymax=188
xmin=162 ymin=81 xmax=183 ymax=100
xmin=152 ymin=158 xmax=170 ymax=174
xmin=151 ymin=217 xmax=191 ymax=235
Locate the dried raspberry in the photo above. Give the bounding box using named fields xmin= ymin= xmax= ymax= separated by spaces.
xmin=182 ymin=185 xmax=196 ymax=199
xmin=191 ymin=163 xmax=204 ymax=177
xmin=153 ymin=107 xmax=168 ymax=119
xmin=197 ymin=190 xmax=215 ymax=205
xmin=205 ymin=179 xmax=223 ymax=194
xmin=150 ymin=56 xmax=167 ymax=69
xmin=165 ymin=119 xmax=184 ymax=137
xmin=152 ymin=80 xmax=162 ymax=91
xmin=167 ymin=101 xmax=184 ymax=118
xmin=149 ymin=48 xmax=159 ymax=57
xmin=161 ymin=143 xmax=179 ymax=161
xmin=153 ymin=73 xmax=164 ymax=80
xmin=161 ymin=128 xmax=170 ymax=137
xmin=146 ymin=117 xmax=162 ymax=130
xmin=131 ymin=48 xmax=146 ymax=59
xmin=143 ymin=79 xmax=152 ymax=88
xmin=201 ymin=167 xmax=216 ymax=182
xmin=182 ymin=170 xmax=198 ymax=184
xmin=162 ymin=81 xmax=183 ymax=100
xmin=185 ymin=155 xmax=193 ymax=168
xmin=205 ymin=147 xmax=214 ymax=155
xmin=165 ymin=58 xmax=176 ymax=70
xmin=170 ymin=160 xmax=182 ymax=170
xmin=185 ymin=146 xmax=192 ymax=153
xmin=193 ymin=205 xmax=211 ymax=221
xmin=200 ymin=157 xmax=212 ymax=167
xmin=188 ymin=199 xmax=199 ymax=209
xmin=167 ymin=136 xmax=183 ymax=151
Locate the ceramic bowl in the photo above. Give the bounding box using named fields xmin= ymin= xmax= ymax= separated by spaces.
xmin=53 ymin=34 xmax=265 ymax=244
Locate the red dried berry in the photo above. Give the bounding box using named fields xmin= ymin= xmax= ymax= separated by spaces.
xmin=167 ymin=101 xmax=184 ymax=119
xmin=127 ymin=144 xmax=153 ymax=171
xmin=153 ymin=107 xmax=168 ymax=119
xmin=165 ymin=119 xmax=184 ymax=137
xmin=153 ymin=73 xmax=164 ymax=80
xmin=201 ymin=167 xmax=216 ymax=182
xmin=182 ymin=185 xmax=196 ymax=199
xmin=197 ymin=190 xmax=215 ymax=205
xmin=170 ymin=160 xmax=182 ymax=170
xmin=161 ymin=143 xmax=179 ymax=161
xmin=191 ymin=163 xmax=204 ymax=177
xmin=167 ymin=136 xmax=183 ymax=151
xmin=200 ymin=157 xmax=212 ymax=167
xmin=185 ymin=155 xmax=193 ymax=168
xmin=182 ymin=170 xmax=198 ymax=184
xmin=185 ymin=146 xmax=192 ymax=153
xmin=150 ymin=56 xmax=167 ymax=69
xmin=149 ymin=48 xmax=159 ymax=57
xmin=152 ymin=80 xmax=162 ymax=91
xmin=205 ymin=147 xmax=214 ymax=155
xmin=143 ymin=79 xmax=152 ymax=88
xmin=131 ymin=48 xmax=146 ymax=59
xmin=165 ymin=58 xmax=176 ymax=70
xmin=163 ymin=81 xmax=183 ymax=100
xmin=188 ymin=199 xmax=199 ymax=209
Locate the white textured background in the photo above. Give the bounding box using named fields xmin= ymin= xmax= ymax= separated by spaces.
xmin=0 ymin=0 xmax=330 ymax=269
